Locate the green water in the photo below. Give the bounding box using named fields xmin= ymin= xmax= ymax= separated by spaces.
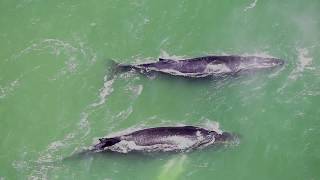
xmin=1 ymin=0 xmax=320 ymax=179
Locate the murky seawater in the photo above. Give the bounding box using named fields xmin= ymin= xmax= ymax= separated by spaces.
xmin=1 ymin=0 xmax=320 ymax=179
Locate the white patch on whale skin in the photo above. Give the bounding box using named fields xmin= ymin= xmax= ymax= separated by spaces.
xmin=108 ymin=140 xmax=137 ymax=153
xmin=147 ymin=67 xmax=205 ymax=78
xmin=144 ymin=67 xmax=216 ymax=78
xmin=204 ymin=63 xmax=231 ymax=74
xmin=107 ymin=135 xmax=200 ymax=153
xmin=159 ymin=69 xmax=193 ymax=76
xmin=144 ymin=61 xmax=231 ymax=77
xmin=108 ymin=140 xmax=178 ymax=153
xmin=165 ymin=136 xmax=196 ymax=149
xmin=195 ymin=131 xmax=206 ymax=141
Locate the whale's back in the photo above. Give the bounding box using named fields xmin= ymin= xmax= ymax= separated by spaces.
xmin=121 ymin=126 xmax=212 ymax=146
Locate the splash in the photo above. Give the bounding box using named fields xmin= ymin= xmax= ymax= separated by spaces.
xmin=160 ymin=50 xmax=187 ymax=60
xmin=201 ymin=120 xmax=222 ymax=134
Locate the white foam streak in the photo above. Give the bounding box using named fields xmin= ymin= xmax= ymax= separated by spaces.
xmin=289 ymin=47 xmax=313 ymax=80
xmin=0 ymin=79 xmax=20 ymax=99
xmin=296 ymin=48 xmax=313 ymax=71
xmin=28 ymin=112 xmax=91 ymax=178
xmin=244 ymin=0 xmax=258 ymax=12
xmin=126 ymin=84 xmax=143 ymax=98
xmin=0 ymin=65 xmax=40 ymax=99
xmin=90 ymin=76 xmax=114 ymax=107
xmin=10 ymin=38 xmax=97 ymax=81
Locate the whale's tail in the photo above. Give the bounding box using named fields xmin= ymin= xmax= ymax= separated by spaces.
xmin=106 ymin=60 xmax=134 ymax=80
xmin=92 ymin=137 xmax=121 ymax=151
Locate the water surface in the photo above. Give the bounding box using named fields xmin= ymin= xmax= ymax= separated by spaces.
xmin=1 ymin=0 xmax=320 ymax=179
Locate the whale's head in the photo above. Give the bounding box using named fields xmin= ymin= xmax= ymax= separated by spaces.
xmin=230 ymin=56 xmax=284 ymax=73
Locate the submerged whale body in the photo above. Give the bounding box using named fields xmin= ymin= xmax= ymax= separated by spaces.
xmin=92 ymin=126 xmax=234 ymax=153
xmin=116 ymin=55 xmax=284 ymax=78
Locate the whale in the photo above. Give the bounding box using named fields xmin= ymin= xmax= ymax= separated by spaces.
xmin=115 ymin=55 xmax=284 ymax=78
xmin=92 ymin=126 xmax=234 ymax=153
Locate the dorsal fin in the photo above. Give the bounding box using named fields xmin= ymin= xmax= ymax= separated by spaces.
xmin=159 ymin=58 xmax=174 ymax=62
xmin=183 ymin=125 xmax=196 ymax=129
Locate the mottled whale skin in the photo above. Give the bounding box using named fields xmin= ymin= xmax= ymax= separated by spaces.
xmin=117 ymin=55 xmax=284 ymax=78
xmin=92 ymin=126 xmax=233 ymax=153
